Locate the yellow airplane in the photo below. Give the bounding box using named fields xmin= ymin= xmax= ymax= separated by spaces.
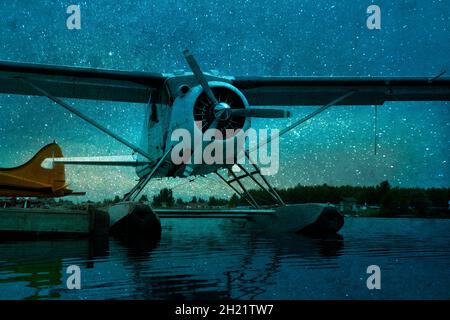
xmin=0 ymin=143 xmax=84 ymax=198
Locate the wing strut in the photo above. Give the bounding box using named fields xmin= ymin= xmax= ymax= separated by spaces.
xmin=18 ymin=77 xmax=153 ymax=161
xmin=248 ymin=90 xmax=357 ymax=156
xmin=223 ymin=90 xmax=357 ymax=208
xmin=215 ymin=90 xmax=358 ymax=208
xmin=216 ymin=152 xmax=286 ymax=209
xmin=123 ymin=145 xmax=174 ymax=202
xmin=215 ymin=171 xmax=260 ymax=209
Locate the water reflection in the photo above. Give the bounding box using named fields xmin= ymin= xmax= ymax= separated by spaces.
xmin=223 ymin=233 xmax=344 ymax=300
xmin=118 ymin=237 xmax=160 ymax=257
xmin=1 ymin=217 xmax=450 ymax=299
xmin=0 ymin=237 xmax=109 ymax=300
xmin=115 ymin=225 xmax=345 ymax=300
xmin=0 ymin=227 xmax=345 ymax=300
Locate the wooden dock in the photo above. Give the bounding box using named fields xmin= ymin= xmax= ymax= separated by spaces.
xmin=0 ymin=206 xmax=109 ymax=237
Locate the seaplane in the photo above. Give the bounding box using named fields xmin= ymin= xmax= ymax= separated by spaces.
xmin=0 ymin=50 xmax=449 ymax=237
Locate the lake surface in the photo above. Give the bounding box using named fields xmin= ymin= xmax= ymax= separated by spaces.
xmin=0 ymin=217 xmax=449 ymax=300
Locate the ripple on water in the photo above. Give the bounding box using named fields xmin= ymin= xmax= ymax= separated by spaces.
xmin=0 ymin=217 xmax=450 ymax=299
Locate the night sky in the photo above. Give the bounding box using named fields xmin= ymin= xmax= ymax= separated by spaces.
xmin=0 ymin=0 xmax=448 ymax=201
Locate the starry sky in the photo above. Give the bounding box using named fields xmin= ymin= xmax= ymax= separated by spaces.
xmin=0 ymin=0 xmax=449 ymax=201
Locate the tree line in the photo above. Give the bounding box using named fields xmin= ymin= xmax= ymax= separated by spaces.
xmin=98 ymin=181 xmax=449 ymax=216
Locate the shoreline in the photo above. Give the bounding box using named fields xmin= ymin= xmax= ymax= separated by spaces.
xmin=345 ymin=214 xmax=450 ymax=219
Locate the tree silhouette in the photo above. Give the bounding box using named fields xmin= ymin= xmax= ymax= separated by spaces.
xmin=152 ymin=188 xmax=175 ymax=207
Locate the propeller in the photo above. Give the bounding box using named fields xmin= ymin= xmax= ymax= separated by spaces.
xmin=183 ymin=49 xmax=290 ymax=129
xmin=231 ymin=108 xmax=290 ymax=118
xmin=183 ymin=49 xmax=219 ymax=106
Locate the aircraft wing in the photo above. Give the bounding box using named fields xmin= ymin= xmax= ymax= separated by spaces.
xmin=0 ymin=60 xmax=167 ymax=103
xmin=1 ymin=60 xmax=449 ymax=105
xmin=232 ymin=76 xmax=450 ymax=106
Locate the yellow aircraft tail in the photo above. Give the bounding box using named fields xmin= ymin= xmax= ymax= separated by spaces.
xmin=0 ymin=143 xmax=75 ymax=197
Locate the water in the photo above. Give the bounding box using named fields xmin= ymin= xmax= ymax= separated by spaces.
xmin=0 ymin=217 xmax=449 ymax=300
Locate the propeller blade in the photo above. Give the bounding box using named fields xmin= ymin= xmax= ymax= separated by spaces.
xmin=183 ymin=49 xmax=218 ymax=105
xmin=208 ymin=118 xmax=219 ymax=131
xmin=231 ymin=108 xmax=291 ymax=118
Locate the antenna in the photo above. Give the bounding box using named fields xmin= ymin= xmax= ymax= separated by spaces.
xmin=373 ymin=105 xmax=378 ymax=155
xmin=428 ymin=70 xmax=447 ymax=83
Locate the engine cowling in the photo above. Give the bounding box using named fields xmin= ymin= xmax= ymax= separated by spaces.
xmin=193 ymin=83 xmax=248 ymax=138
xmin=166 ymin=81 xmax=251 ymax=176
